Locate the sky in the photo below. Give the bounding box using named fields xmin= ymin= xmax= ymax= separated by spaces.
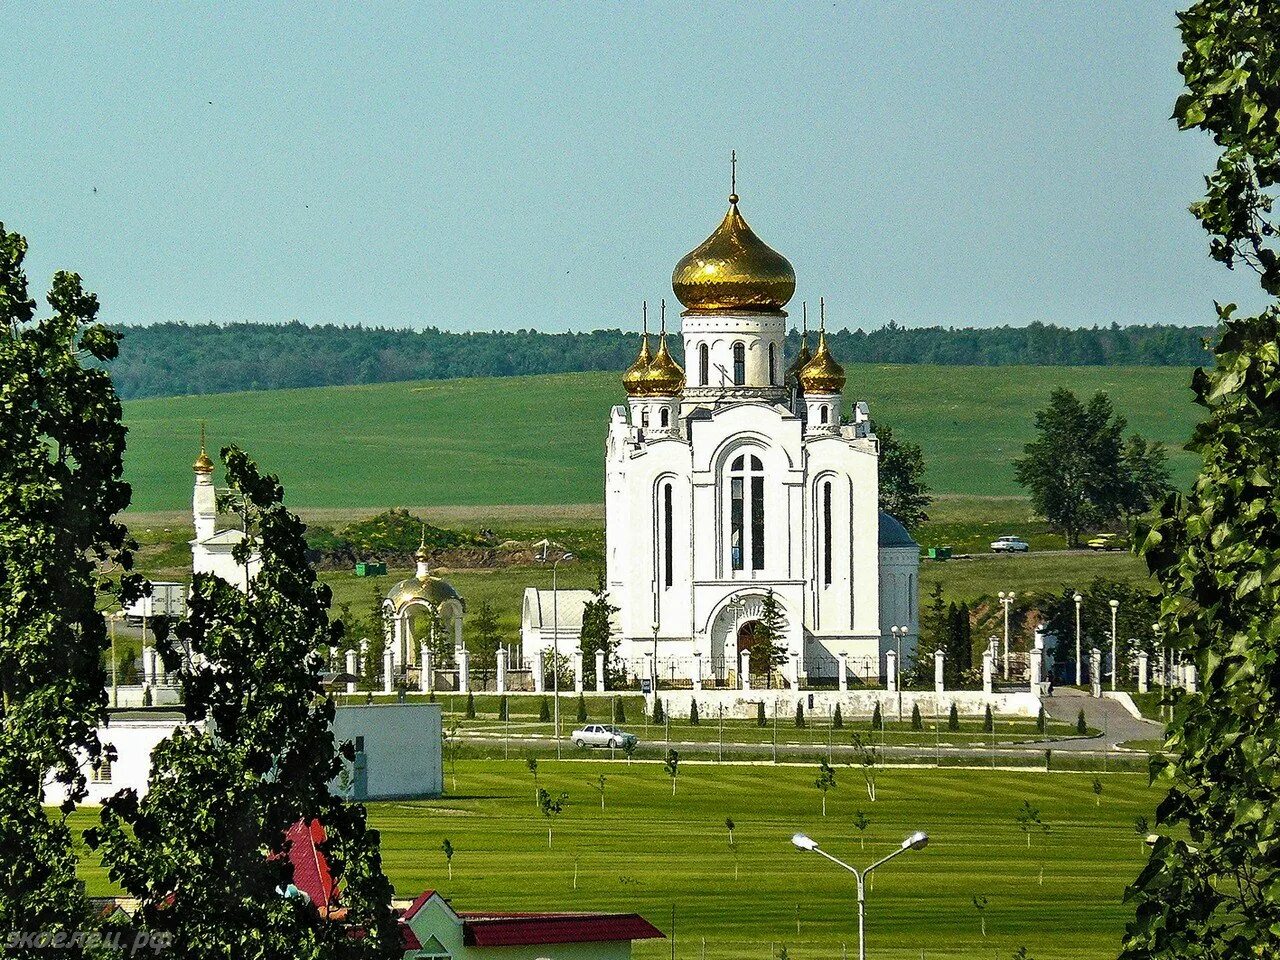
xmin=1 ymin=1 xmax=1265 ymax=333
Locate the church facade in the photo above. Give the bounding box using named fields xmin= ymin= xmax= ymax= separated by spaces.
xmin=601 ymin=189 xmax=919 ymax=685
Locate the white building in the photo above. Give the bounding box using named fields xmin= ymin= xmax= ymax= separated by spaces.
xmin=524 ymin=187 xmax=918 ymax=685
xmin=191 ymin=428 xmax=260 ymax=590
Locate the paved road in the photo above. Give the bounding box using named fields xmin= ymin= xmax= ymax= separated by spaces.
xmin=1041 ymin=687 xmax=1165 ymax=749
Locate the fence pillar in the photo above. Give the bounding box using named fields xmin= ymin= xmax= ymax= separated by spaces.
xmin=457 ymin=646 xmax=470 ymax=693
xmin=740 ymin=650 xmax=751 ymax=691
xmin=496 ymin=647 xmax=508 ymax=694
xmin=1029 ymin=645 xmax=1042 ymax=691
xmin=787 ymin=650 xmax=800 ymax=690
xmin=982 ymin=649 xmax=994 ymax=695
xmin=692 ymin=652 xmax=703 ymax=692
xmin=1090 ymin=648 xmax=1103 ymax=698
xmin=595 ymin=650 xmax=606 ymax=693
xmin=885 ymin=649 xmax=898 ymax=694
xmin=532 ymin=649 xmax=545 ymax=693
xmin=382 ymin=646 xmax=394 ymax=695
xmin=571 ymin=647 xmax=583 ymax=694
xmin=934 ymin=649 xmax=945 ymax=693
xmin=838 ymin=653 xmax=848 ymax=692
xmin=345 ymin=649 xmax=357 ymax=695
xmin=1136 ymin=651 xmax=1149 ymax=694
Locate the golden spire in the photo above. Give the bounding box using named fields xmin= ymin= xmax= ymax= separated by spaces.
xmin=640 ymin=299 xmax=686 ymax=396
xmin=671 ymin=158 xmax=796 ymax=315
xmin=798 ymin=297 xmax=846 ymax=394
xmin=193 ymin=421 xmax=214 ymax=474
xmin=415 ymin=523 xmax=430 ymax=576
xmin=786 ymin=300 xmax=812 ymax=385
xmin=622 ymin=301 xmax=653 ymax=397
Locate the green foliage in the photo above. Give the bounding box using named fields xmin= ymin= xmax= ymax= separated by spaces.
xmin=652 ymin=698 xmax=665 ymax=725
xmin=757 ymin=701 xmax=767 ymax=727
xmin=1015 ymin=800 xmax=1050 ymax=848
xmin=613 ymin=697 xmax=626 ymax=724
xmin=832 ymin=704 xmax=843 ymax=730
xmin=538 ymin=696 xmax=551 ymax=723
xmin=469 ymin=599 xmax=502 ymax=683
xmin=949 ymin=703 xmax=960 ymax=732
xmin=984 ymin=704 xmax=994 ymax=733
xmin=87 ymin=447 xmax=400 ymax=958
xmin=1076 ymin=709 xmax=1088 ymax=735
xmin=0 ymin=223 xmax=140 ymax=940
xmin=316 ymin=508 xmax=479 ymax=557
xmin=911 ymin=703 xmax=924 ymax=731
xmin=576 ymin=694 xmax=587 ymax=723
xmin=579 ymin=571 xmax=620 ymax=689
xmin=1014 ymin=388 xmax=1159 ymax=546
xmin=871 ymin=702 xmax=883 ymax=730
xmin=663 ymin=749 xmax=680 ymax=795
xmin=747 ymin=589 xmax=790 ymax=683
xmin=795 ymin=701 xmax=806 ymax=729
xmin=875 ymin=421 xmax=934 ymax=530
xmin=814 ymin=760 xmax=837 ymax=815
xmin=498 ymin=695 xmax=509 ymax=721
xmin=689 ymin=699 xmax=700 ymax=726
xmin=1037 ymin=705 xmax=1047 ymax=735
xmin=465 ymin=692 xmax=476 ymax=719
xmin=1039 ymin=579 xmax=1161 ymax=674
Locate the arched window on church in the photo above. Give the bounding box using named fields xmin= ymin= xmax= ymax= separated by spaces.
xmin=660 ymin=407 xmax=670 ymax=428
xmin=822 ymin=480 xmax=833 ymax=587
xmin=641 ymin=409 xmax=649 ymax=428
xmin=663 ymin=482 xmax=674 ymax=588
xmin=728 ymin=453 xmax=765 ymax=572
xmin=820 ymin=405 xmax=829 ymax=424
xmin=768 ymin=343 xmax=777 ymax=385
xmin=699 ymin=343 xmax=709 ymax=386
xmin=732 ymin=342 xmax=745 ymax=386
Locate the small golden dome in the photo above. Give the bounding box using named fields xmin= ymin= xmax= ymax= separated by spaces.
xmin=387 ymin=574 xmax=462 ymax=610
xmin=193 ymin=424 xmax=214 ymax=473
xmin=622 ymin=332 xmax=652 ymax=397
xmin=672 ymin=197 xmax=796 ymax=314
xmin=798 ymin=328 xmax=846 ymax=394
xmin=640 ymin=330 xmax=685 ymax=396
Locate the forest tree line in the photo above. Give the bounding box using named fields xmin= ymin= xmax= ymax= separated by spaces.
xmin=105 ymin=319 xmax=1216 ymax=399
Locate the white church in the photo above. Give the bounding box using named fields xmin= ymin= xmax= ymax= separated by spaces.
xmin=524 ymin=187 xmax=919 ymax=686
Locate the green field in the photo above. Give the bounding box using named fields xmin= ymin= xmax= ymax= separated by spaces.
xmin=70 ymin=761 xmax=1156 ymax=959
xmin=120 ymin=366 xmax=1202 ymax=511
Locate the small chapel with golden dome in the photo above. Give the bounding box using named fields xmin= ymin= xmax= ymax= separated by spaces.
xmin=585 ymin=183 xmax=920 ymax=686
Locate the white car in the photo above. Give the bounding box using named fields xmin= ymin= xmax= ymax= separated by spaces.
xmin=570 ymin=724 xmax=637 ymax=749
xmin=990 ymin=536 xmax=1030 ymax=553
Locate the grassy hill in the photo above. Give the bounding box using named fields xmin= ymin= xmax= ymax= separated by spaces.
xmin=121 ymin=365 xmax=1202 ymax=511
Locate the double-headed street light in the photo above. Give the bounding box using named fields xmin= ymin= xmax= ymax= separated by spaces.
xmin=536 ymin=542 xmax=574 ymax=759
xmin=998 ymin=591 xmax=1016 ymax=679
xmin=1073 ymin=593 xmax=1084 ymax=686
xmin=792 ymin=831 xmax=929 ymax=960
xmin=1109 ymin=598 xmax=1120 ymax=692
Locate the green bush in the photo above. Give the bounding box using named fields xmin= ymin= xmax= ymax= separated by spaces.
xmin=983 ymin=704 xmax=994 ymax=733
xmin=1076 ymin=708 xmax=1088 ymax=735
xmin=499 ymin=695 xmax=509 ymax=721
xmin=653 ymin=698 xmax=665 ymax=724
xmin=833 ymin=704 xmax=843 ymax=730
xmin=911 ymin=703 xmax=923 ymax=731
xmin=538 ymin=696 xmax=551 ymax=723
xmin=613 ymin=697 xmax=626 ymax=724
xmin=871 ymin=702 xmax=882 ymax=730
xmin=1037 ymin=704 xmax=1047 ymax=734
xmin=690 ymin=699 xmax=700 ymax=725
xmin=576 ymin=694 xmax=587 ymax=723
xmin=948 ymin=703 xmax=960 ymax=731
xmin=465 ymin=692 xmax=476 ymax=719
xmin=757 ymin=701 xmax=766 ymax=727
xmin=795 ymin=702 xmax=806 ymax=729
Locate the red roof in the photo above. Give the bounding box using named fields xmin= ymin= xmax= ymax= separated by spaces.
xmin=403 ymin=890 xmax=439 ymax=920
xmin=399 ymin=923 xmax=421 ymax=951
xmin=459 ymin=912 xmax=665 ymax=946
xmin=284 ymin=820 xmax=336 ymax=908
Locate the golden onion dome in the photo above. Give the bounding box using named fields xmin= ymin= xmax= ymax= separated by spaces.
xmin=622 ymin=332 xmax=652 ymax=397
xmin=193 ymin=424 xmax=214 ymax=473
xmin=672 ymin=196 xmax=796 ymax=314
xmin=639 ymin=330 xmax=685 ymax=396
xmin=387 ymin=573 xmax=462 ymax=610
xmin=798 ymin=328 xmax=846 ymax=394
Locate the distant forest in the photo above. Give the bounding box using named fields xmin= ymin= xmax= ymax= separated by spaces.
xmin=106 ymin=320 xmax=1216 ymax=400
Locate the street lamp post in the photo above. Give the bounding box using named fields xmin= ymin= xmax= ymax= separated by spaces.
xmin=537 ymin=543 xmax=574 ymax=760
xmin=890 ymin=625 xmax=907 ymax=720
xmin=792 ymin=831 xmax=929 ymax=960
xmin=1073 ymin=593 xmax=1083 ymax=686
xmin=998 ymin=592 xmax=1016 ymax=680
xmin=1109 ymin=599 xmax=1120 ymax=692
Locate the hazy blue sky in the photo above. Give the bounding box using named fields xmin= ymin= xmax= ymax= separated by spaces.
xmin=2 ymin=2 xmax=1263 ymax=332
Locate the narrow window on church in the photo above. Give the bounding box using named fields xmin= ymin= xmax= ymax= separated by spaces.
xmin=663 ymin=483 xmax=674 ymax=587
xmin=750 ymin=455 xmax=764 ymax=571
xmin=660 ymin=407 xmax=670 ymax=428
xmin=820 ymin=405 xmax=828 ymax=424
xmin=641 ymin=409 xmax=649 ymax=428
xmin=769 ymin=343 xmax=777 ymax=385
xmin=733 ymin=342 xmax=745 ymax=385
xmin=699 ymin=343 xmax=709 ymax=386
xmin=822 ymin=481 xmax=833 ymax=586
xmin=730 ymin=475 xmax=744 ymax=571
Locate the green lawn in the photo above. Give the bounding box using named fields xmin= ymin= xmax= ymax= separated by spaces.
xmin=120 ymin=365 xmax=1201 ymax=511
xmin=70 ymin=761 xmax=1157 ymax=959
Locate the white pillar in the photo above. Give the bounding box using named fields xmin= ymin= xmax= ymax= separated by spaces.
xmin=1090 ymin=648 xmax=1103 ymax=698
xmin=885 ymin=650 xmax=898 ymax=694
xmin=739 ymin=650 xmax=751 ymax=691
xmin=1137 ymin=651 xmax=1149 ymax=694
xmin=643 ymin=652 xmax=654 ymax=691
xmin=1029 ymin=645 xmax=1042 ymax=690
xmin=457 ymin=646 xmax=470 ymax=693
xmin=934 ymin=649 xmax=945 ymax=693
xmin=572 ymin=647 xmax=584 ymax=694
xmin=420 ymin=643 xmax=431 ymax=693
xmin=982 ymin=649 xmax=994 ymax=695
xmin=393 ymin=617 xmax=404 ymax=670
xmin=496 ymin=647 xmax=508 ymax=694
xmin=453 ymin=615 xmax=463 ymax=651
xmin=838 ymin=653 xmax=848 ymax=692
xmin=532 ymin=648 xmax=545 ymax=693
xmin=383 ymin=646 xmax=394 ymax=695
xmin=345 ymin=649 xmax=357 ymax=695
xmin=692 ymin=651 xmax=703 ymax=692
xmin=595 ymin=650 xmax=605 ymax=693
xmin=787 ymin=650 xmax=800 ymax=690
xmin=144 ymin=646 xmax=157 ymax=686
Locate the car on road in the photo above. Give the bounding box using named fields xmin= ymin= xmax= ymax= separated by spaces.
xmin=571 ymin=724 xmax=637 ymax=749
xmin=990 ymin=536 xmax=1030 ymax=553
xmin=1087 ymin=533 xmax=1122 ymax=551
